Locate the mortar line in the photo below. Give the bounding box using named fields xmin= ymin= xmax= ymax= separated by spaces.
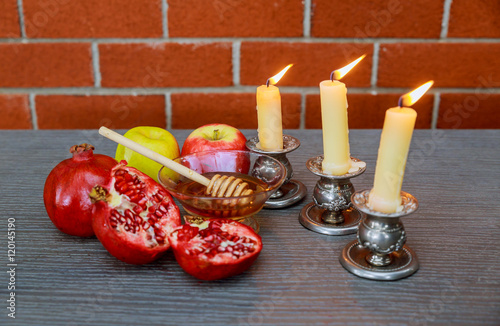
xmin=1 ymin=37 xmax=499 ymax=44
xmin=166 ymin=93 xmax=172 ymax=130
xmin=440 ymin=0 xmax=454 ymax=38
xmin=299 ymin=93 xmax=306 ymax=129
xmin=431 ymin=93 xmax=441 ymax=129
xmin=1 ymin=87 xmax=500 ymax=95
xmin=232 ymin=41 xmax=241 ymax=86
xmin=29 ymin=94 xmax=37 ymax=130
xmin=91 ymin=43 xmax=101 ymax=87
xmin=162 ymin=0 xmax=169 ymax=38
xmin=370 ymin=43 xmax=380 ymax=87
xmin=16 ymin=0 xmax=26 ymax=38
xmin=303 ymin=0 xmax=312 ymax=37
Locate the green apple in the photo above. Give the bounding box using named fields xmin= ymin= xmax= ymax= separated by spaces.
xmin=115 ymin=126 xmax=180 ymax=182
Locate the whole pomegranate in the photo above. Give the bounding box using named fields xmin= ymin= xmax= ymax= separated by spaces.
xmin=90 ymin=162 xmax=181 ymax=265
xmin=44 ymin=143 xmax=117 ymax=237
xmin=168 ymin=219 xmax=262 ymax=280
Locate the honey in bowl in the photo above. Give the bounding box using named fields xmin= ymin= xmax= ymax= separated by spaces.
xmin=175 ymin=172 xmax=268 ymax=219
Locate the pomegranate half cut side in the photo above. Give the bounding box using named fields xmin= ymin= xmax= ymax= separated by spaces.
xmin=91 ymin=162 xmax=181 ymax=265
xmin=169 ymin=219 xmax=263 ymax=280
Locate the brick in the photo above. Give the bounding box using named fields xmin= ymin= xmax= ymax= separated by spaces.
xmin=171 ymin=93 xmax=301 ymax=129
xmin=448 ymin=0 xmax=500 ymax=38
xmin=311 ymin=0 xmax=443 ymax=38
xmin=36 ymin=95 xmax=166 ymax=129
xmin=100 ymin=43 xmax=232 ymax=87
xmin=23 ymin=0 xmax=162 ymax=38
xmin=378 ymin=43 xmax=500 ymax=88
xmin=306 ymin=93 xmax=433 ymax=129
xmin=0 ymin=95 xmax=32 ymax=129
xmin=437 ymin=93 xmax=500 ymax=129
xmin=168 ymin=0 xmax=303 ymax=37
xmin=0 ymin=0 xmax=21 ymax=37
xmin=0 ymin=43 xmax=93 ymax=87
xmin=240 ymin=42 xmax=372 ymax=87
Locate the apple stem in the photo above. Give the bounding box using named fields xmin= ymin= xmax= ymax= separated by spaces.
xmin=213 ymin=129 xmax=220 ymax=141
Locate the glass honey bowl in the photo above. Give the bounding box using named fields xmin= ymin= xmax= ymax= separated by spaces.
xmin=158 ymin=150 xmax=286 ymax=231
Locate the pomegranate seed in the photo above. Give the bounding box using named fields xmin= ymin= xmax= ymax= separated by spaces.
xmin=155 ymin=236 xmax=164 ymax=243
xmin=148 ymin=206 xmax=156 ymax=213
xmin=110 ymin=221 xmax=118 ymax=228
xmin=109 ymin=216 xmax=118 ymax=223
xmin=115 ymin=180 xmax=125 ymax=189
xmin=158 ymin=205 xmax=167 ymax=213
xmin=124 ymin=190 xmax=135 ymax=197
xmin=226 ymin=246 xmax=233 ymax=252
xmin=155 ymin=210 xmax=163 ymax=218
xmin=156 ymin=192 xmax=164 ymax=200
xmin=142 ymin=222 xmax=151 ymax=230
xmin=153 ymin=223 xmax=161 ymax=230
xmin=119 ymin=217 xmax=126 ymax=223
xmin=158 ymin=190 xmax=167 ymax=196
xmin=217 ymin=247 xmax=226 ymax=252
xmin=155 ymin=230 xmax=166 ymax=238
xmin=124 ymin=225 xmax=130 ymax=231
xmin=148 ymin=218 xmax=156 ymax=225
xmin=133 ymin=206 xmax=143 ymax=214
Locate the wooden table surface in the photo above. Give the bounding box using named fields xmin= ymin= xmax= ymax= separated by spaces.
xmin=1 ymin=129 xmax=499 ymax=326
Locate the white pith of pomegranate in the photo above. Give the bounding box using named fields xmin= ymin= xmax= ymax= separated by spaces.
xmin=169 ymin=219 xmax=262 ymax=280
xmin=92 ymin=163 xmax=181 ymax=265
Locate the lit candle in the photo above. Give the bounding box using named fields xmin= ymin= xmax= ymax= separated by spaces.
xmin=256 ymin=64 xmax=292 ymax=151
xmin=369 ymin=81 xmax=434 ymax=213
xmin=320 ymin=55 xmax=365 ymax=175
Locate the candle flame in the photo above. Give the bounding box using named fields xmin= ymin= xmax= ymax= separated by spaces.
xmin=331 ymin=55 xmax=366 ymax=81
xmin=400 ymin=81 xmax=434 ymax=107
xmin=267 ymin=64 xmax=293 ymax=86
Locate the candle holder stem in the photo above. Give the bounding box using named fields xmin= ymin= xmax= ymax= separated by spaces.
xmin=246 ymin=135 xmax=307 ymax=209
xmin=299 ymin=155 xmax=366 ymax=236
xmin=339 ymin=189 xmax=419 ymax=281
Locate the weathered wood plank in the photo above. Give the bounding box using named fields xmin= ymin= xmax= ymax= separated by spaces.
xmin=0 ymin=129 xmax=499 ymax=325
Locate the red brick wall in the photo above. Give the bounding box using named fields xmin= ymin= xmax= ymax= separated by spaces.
xmin=0 ymin=0 xmax=499 ymax=129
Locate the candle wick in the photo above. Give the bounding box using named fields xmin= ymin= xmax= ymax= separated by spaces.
xmin=330 ymin=70 xmax=336 ymax=82
xmin=266 ymin=79 xmax=271 ymax=87
xmin=398 ymin=96 xmax=404 ymax=108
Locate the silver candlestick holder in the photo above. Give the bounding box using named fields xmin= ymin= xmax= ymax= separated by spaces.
xmin=339 ymin=189 xmax=419 ymax=281
xmin=246 ymin=135 xmax=307 ymax=209
xmin=299 ymin=155 xmax=366 ymax=235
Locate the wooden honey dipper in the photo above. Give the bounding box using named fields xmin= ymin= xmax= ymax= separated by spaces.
xmin=99 ymin=127 xmax=253 ymax=197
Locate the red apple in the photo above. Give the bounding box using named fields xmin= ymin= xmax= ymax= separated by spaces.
xmin=181 ymin=123 xmax=247 ymax=156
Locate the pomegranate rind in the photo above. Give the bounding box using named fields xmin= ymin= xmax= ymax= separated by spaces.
xmin=43 ymin=145 xmax=117 ymax=237
xmin=169 ymin=219 xmax=262 ymax=280
xmin=92 ymin=164 xmax=181 ymax=265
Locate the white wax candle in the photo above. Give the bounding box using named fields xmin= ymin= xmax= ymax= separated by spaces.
xmin=320 ymin=80 xmax=351 ymax=175
xmin=256 ymin=84 xmax=283 ymax=151
xmin=368 ymin=107 xmax=417 ymax=213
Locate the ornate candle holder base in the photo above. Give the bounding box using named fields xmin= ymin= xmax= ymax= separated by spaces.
xmin=299 ymin=155 xmax=366 ymax=236
xmin=339 ymin=189 xmax=419 ymax=281
xmin=246 ymin=135 xmax=307 ymax=209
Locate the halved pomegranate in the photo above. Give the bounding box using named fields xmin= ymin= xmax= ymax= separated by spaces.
xmin=90 ymin=162 xmax=181 ymax=265
xmin=169 ymin=219 xmax=263 ymax=280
